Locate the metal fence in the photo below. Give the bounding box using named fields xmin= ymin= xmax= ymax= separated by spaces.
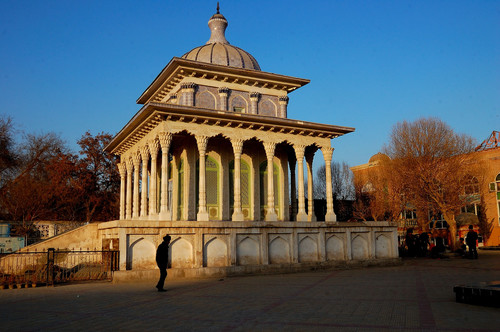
xmin=0 ymin=249 xmax=119 ymax=288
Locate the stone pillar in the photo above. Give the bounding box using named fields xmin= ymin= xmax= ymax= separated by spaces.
xmin=125 ymin=159 xmax=133 ymax=220
xmin=322 ymin=147 xmax=336 ymax=222
xmin=159 ymin=132 xmax=172 ymax=220
xmin=132 ymin=152 xmax=141 ymax=219
xmin=264 ymin=142 xmax=278 ymax=221
xmin=231 ymin=139 xmax=244 ymax=221
xmin=218 ymin=87 xmax=229 ymax=111
xmin=149 ymin=139 xmax=159 ymax=218
xmin=250 ymin=92 xmax=260 ymax=114
xmin=306 ymin=152 xmax=317 ymax=222
xmin=196 ymin=136 xmax=209 ymax=221
xmin=181 ymin=83 xmax=196 ymax=106
xmin=279 ymin=96 xmax=289 ymax=118
xmin=288 ymin=155 xmax=297 ymax=221
xmin=294 ymin=145 xmax=307 ymax=221
xmin=140 ymin=145 xmax=150 ymax=218
xmin=118 ymin=162 xmax=127 ymax=220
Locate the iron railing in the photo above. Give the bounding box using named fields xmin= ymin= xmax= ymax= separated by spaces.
xmin=0 ymin=249 xmax=119 ymax=288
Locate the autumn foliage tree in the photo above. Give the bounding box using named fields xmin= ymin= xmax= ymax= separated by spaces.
xmin=382 ymin=117 xmax=477 ymax=249
xmin=0 ymin=116 xmax=119 ymax=236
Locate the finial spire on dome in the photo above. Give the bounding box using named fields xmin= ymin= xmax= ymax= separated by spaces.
xmin=206 ymin=3 xmax=229 ymax=44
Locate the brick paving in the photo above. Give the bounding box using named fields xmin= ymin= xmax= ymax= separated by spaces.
xmin=1 ymin=250 xmax=500 ymax=331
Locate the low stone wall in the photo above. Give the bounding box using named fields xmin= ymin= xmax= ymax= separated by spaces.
xmin=19 ymin=223 xmax=101 ymax=252
xmin=113 ymin=257 xmax=401 ymax=283
xmin=98 ymin=220 xmax=399 ymax=274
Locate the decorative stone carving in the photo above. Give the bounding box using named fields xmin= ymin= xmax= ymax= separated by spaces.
xmin=196 ymin=136 xmax=209 ymax=221
xmin=294 ymin=145 xmax=307 ymax=221
xmin=158 ymin=132 xmax=172 ymax=220
xmin=322 ymin=147 xmax=336 ymax=222
xmin=218 ymin=87 xmax=229 ymax=111
xmin=118 ymin=162 xmax=127 ymax=220
xmin=249 ymin=92 xmax=260 ymax=114
xmin=279 ymin=95 xmax=289 ymax=118
xmin=231 ymin=139 xmax=245 ymax=221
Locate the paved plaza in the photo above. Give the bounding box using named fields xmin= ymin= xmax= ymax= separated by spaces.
xmin=1 ymin=250 xmax=500 ymax=331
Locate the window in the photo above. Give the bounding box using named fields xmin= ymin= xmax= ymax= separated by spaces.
xmin=233 ymin=107 xmax=245 ymax=113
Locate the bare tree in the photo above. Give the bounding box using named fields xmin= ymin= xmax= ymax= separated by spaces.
xmin=314 ymin=161 xmax=355 ymax=200
xmin=0 ymin=116 xmax=19 ymax=188
xmin=382 ymin=117 xmax=476 ymax=249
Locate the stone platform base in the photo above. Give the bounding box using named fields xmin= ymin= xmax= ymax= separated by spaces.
xmin=112 ymin=258 xmax=401 ymax=283
xmin=454 ymin=281 xmax=500 ymax=307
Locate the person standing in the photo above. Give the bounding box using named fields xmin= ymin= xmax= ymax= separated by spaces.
xmin=466 ymin=225 xmax=478 ymax=259
xmin=156 ymin=234 xmax=171 ymax=292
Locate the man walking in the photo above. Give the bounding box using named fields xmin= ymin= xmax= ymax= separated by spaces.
xmin=466 ymin=225 xmax=478 ymax=259
xmin=156 ymin=234 xmax=171 ymax=292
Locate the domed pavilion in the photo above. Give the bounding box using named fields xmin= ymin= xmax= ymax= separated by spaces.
xmin=97 ymin=6 xmax=398 ymax=274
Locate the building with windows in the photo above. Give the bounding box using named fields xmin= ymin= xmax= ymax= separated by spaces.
xmin=351 ymin=131 xmax=500 ymax=247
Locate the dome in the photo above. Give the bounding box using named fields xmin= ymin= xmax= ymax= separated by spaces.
xmin=181 ymin=6 xmax=261 ymax=71
xmin=369 ymin=153 xmax=390 ymax=164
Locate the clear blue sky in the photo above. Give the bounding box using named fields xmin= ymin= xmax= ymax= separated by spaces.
xmin=1 ymin=0 xmax=498 ymax=166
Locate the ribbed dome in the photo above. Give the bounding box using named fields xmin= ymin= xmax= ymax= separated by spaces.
xmin=369 ymin=153 xmax=390 ymax=164
xmin=181 ymin=6 xmax=261 ymax=71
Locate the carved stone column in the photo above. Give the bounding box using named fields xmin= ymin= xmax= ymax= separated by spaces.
xmin=181 ymin=82 xmax=197 ymax=106
xmin=279 ymin=96 xmax=289 ymax=118
xmin=231 ymin=139 xmax=244 ymax=221
xmin=306 ymin=152 xmax=317 ymax=222
xmin=118 ymin=162 xmax=127 ymax=220
xmin=148 ymin=139 xmax=159 ymax=218
xmin=132 ymin=152 xmax=141 ymax=219
xmin=322 ymin=147 xmax=336 ymax=222
xmin=218 ymin=87 xmax=229 ymax=111
xmin=250 ymin=92 xmax=260 ymax=114
xmin=196 ymin=136 xmax=209 ymax=221
xmin=294 ymin=145 xmax=307 ymax=221
xmin=125 ymin=159 xmax=133 ymax=219
xmin=140 ymin=145 xmax=150 ymax=218
xmin=158 ymin=132 xmax=172 ymax=220
xmin=288 ymin=154 xmax=297 ymax=221
xmin=264 ymin=142 xmax=278 ymax=221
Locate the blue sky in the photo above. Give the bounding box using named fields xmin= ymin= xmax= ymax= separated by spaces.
xmin=1 ymin=0 xmax=498 ymax=166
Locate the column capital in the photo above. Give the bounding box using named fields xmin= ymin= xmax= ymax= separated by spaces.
xmin=118 ymin=162 xmax=127 ymax=177
xmin=322 ymin=146 xmax=334 ymax=162
xmin=140 ymin=145 xmax=150 ymax=161
xmin=250 ymin=92 xmax=261 ymax=100
xmin=231 ymin=138 xmax=244 ymax=156
xmin=218 ymin=87 xmax=229 ymax=95
xmin=132 ymin=152 xmax=141 ymax=167
xmin=158 ymin=132 xmax=172 ymax=150
xmin=263 ymin=141 xmax=276 ymax=159
xmin=196 ymin=136 xmax=209 ymax=156
xmin=148 ymin=139 xmax=160 ymax=159
xmin=279 ymin=95 xmax=289 ymax=105
xmin=293 ymin=144 xmax=306 ymax=160
xmin=126 ymin=158 xmax=134 ymax=172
